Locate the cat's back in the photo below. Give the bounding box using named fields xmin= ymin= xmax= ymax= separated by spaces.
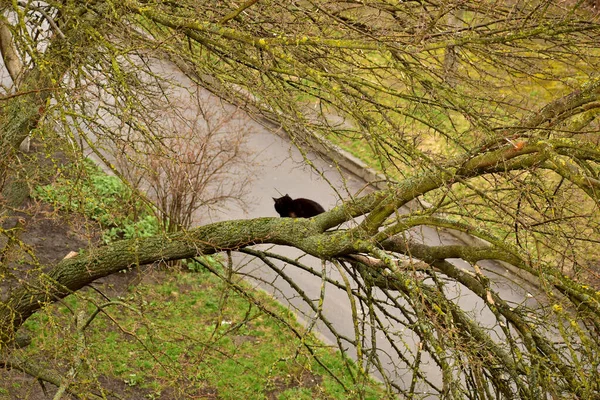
xmin=273 ymin=194 xmax=325 ymax=218
xmin=291 ymin=197 xmax=325 ymax=218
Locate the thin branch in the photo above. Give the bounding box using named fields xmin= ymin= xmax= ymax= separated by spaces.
xmin=219 ymin=0 xmax=260 ymax=25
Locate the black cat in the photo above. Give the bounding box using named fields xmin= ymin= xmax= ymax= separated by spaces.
xmin=273 ymin=194 xmax=325 ymax=218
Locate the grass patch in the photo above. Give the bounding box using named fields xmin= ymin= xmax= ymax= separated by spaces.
xmin=33 ymin=159 xmax=159 ymax=243
xmin=19 ymin=268 xmax=386 ymax=399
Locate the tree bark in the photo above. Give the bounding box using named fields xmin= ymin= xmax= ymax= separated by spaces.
xmin=0 ymin=17 xmax=23 ymax=85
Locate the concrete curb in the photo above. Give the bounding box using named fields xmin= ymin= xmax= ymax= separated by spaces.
xmin=308 ymin=135 xmax=390 ymax=191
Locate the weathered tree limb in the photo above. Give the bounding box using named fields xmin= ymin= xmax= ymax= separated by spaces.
xmin=0 ymin=16 xmax=23 ymax=85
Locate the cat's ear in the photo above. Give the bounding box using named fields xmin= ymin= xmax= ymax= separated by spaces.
xmin=272 ymin=197 xmax=277 ymax=201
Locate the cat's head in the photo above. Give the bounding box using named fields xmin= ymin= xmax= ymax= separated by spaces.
xmin=273 ymin=194 xmax=291 ymax=204
xmin=273 ymin=194 xmax=292 ymax=215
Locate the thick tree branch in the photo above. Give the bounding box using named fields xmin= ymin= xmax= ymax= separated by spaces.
xmin=0 ymin=16 xmax=23 ymax=85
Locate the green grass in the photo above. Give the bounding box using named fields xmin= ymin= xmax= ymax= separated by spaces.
xmin=33 ymin=159 xmax=159 ymax=243
xmin=18 ymin=267 xmax=386 ymax=399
